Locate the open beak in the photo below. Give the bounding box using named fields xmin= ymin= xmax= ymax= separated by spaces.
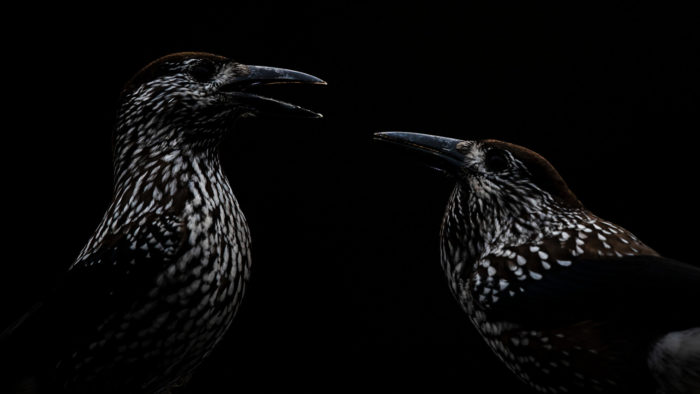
xmin=373 ymin=131 xmax=466 ymax=172
xmin=221 ymin=65 xmax=326 ymax=118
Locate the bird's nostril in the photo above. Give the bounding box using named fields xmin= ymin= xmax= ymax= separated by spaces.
xmin=456 ymin=141 xmax=470 ymax=152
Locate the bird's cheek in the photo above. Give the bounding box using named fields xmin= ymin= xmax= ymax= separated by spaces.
xmin=221 ymin=106 xmax=255 ymax=122
xmin=209 ymin=97 xmax=255 ymax=120
xmin=188 ymin=100 xmax=231 ymax=121
xmin=468 ymin=178 xmax=497 ymax=200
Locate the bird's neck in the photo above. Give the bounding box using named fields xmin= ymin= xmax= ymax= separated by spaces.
xmin=111 ymin=143 xmax=224 ymax=203
xmin=441 ymin=184 xmax=581 ymax=279
xmin=76 ymin=144 xmax=232 ymax=263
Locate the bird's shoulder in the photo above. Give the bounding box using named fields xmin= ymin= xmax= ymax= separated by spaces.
xmin=469 ymin=213 xmax=700 ymax=327
xmin=69 ymin=212 xmax=187 ymax=299
xmin=76 ymin=212 xmax=184 ymax=264
xmin=475 ymin=241 xmax=700 ymax=331
xmin=472 ymin=217 xmax=656 ymax=301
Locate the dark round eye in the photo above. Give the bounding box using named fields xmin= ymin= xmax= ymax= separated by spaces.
xmin=189 ymin=61 xmax=217 ymax=82
xmin=484 ymin=149 xmax=509 ymax=172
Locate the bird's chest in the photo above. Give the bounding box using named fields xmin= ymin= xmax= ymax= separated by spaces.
xmin=441 ymin=244 xmax=547 ymax=388
xmin=175 ymin=177 xmax=251 ymax=317
xmin=130 ymin=178 xmax=251 ymax=385
xmin=458 ymin=274 xmax=614 ymax=393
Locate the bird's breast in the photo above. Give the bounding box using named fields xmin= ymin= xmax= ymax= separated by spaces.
xmin=467 ymin=315 xmax=630 ymax=393
xmin=177 ymin=174 xmax=251 ymax=313
xmin=130 ymin=175 xmax=252 ymax=385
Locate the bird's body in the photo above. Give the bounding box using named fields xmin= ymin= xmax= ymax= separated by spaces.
xmin=441 ymin=184 xmax=660 ymax=392
xmin=376 ymin=132 xmax=700 ymax=394
xmin=62 ymin=148 xmax=251 ymax=392
xmin=2 ymin=52 xmax=324 ymax=393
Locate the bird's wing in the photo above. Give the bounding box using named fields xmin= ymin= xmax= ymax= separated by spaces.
xmin=474 ymin=254 xmax=700 ymax=391
xmin=485 ymin=254 xmax=700 ymax=332
xmin=0 ymin=213 xmax=186 ymax=380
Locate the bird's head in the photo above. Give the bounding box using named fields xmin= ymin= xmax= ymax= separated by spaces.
xmin=115 ymin=52 xmax=325 ymax=151
xmin=375 ymin=132 xmax=583 ymax=225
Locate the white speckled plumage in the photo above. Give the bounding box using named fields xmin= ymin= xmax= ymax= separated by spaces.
xmin=1 ymin=52 xmax=323 ymax=394
xmin=433 ymin=139 xmax=700 ymax=393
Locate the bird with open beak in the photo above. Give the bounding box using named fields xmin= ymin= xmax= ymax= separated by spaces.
xmin=2 ymin=52 xmax=325 ymax=394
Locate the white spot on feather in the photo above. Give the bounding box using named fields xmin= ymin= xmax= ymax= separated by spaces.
xmin=487 ymin=266 xmax=496 ymax=277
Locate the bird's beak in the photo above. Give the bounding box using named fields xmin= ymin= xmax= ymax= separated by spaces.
xmin=221 ymin=65 xmax=326 ymax=118
xmin=373 ymin=131 xmax=466 ymax=172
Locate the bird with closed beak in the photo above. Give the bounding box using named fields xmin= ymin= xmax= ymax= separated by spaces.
xmin=375 ymin=131 xmax=700 ymax=394
xmin=1 ymin=52 xmax=325 ymax=393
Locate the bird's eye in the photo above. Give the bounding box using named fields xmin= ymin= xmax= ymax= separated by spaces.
xmin=484 ymin=149 xmax=509 ymax=172
xmin=189 ymin=61 xmax=217 ymax=82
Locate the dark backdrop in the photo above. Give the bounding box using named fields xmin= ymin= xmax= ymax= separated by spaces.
xmin=3 ymin=3 xmax=698 ymax=393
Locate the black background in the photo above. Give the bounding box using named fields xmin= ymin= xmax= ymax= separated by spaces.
xmin=3 ymin=3 xmax=698 ymax=393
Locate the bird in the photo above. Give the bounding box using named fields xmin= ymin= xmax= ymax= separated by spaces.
xmin=374 ymin=131 xmax=700 ymax=394
xmin=1 ymin=52 xmax=325 ymax=393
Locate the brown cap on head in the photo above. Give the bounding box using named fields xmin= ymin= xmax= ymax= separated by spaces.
xmin=483 ymin=139 xmax=583 ymax=209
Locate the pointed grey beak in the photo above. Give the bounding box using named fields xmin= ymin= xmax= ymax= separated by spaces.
xmin=221 ymin=65 xmax=326 ymax=118
xmin=241 ymin=65 xmax=326 ymax=86
xmin=373 ymin=131 xmax=466 ymax=170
